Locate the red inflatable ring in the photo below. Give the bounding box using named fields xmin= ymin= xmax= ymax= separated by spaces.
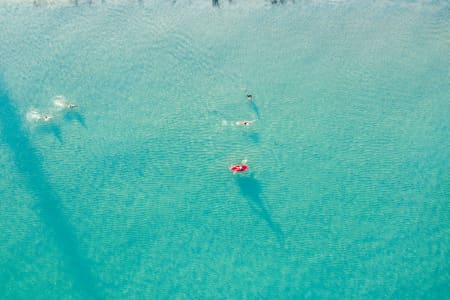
xmin=229 ymin=164 xmax=249 ymax=172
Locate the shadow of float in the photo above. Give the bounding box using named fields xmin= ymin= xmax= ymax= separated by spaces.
xmin=0 ymin=73 xmax=102 ymax=299
xmin=236 ymin=174 xmax=283 ymax=244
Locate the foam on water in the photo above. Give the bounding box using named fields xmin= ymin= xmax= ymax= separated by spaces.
xmin=52 ymin=95 xmax=69 ymax=110
xmin=26 ymin=110 xmax=43 ymax=122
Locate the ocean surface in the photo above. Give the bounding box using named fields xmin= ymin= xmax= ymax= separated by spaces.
xmin=0 ymin=0 xmax=449 ymax=299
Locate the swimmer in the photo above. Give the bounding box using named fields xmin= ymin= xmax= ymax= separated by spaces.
xmin=41 ymin=114 xmax=53 ymax=122
xmin=26 ymin=110 xmax=52 ymax=122
xmin=236 ymin=120 xmax=255 ymax=126
xmin=229 ymin=159 xmax=249 ymax=173
xmin=52 ymin=95 xmax=77 ymax=110
xmin=247 ymin=94 xmax=253 ymax=100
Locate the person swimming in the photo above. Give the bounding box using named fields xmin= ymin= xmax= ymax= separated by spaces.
xmin=229 ymin=159 xmax=249 ymax=173
xmin=41 ymin=114 xmax=52 ymax=122
xmin=27 ymin=110 xmax=52 ymax=122
xmin=236 ymin=120 xmax=255 ymax=126
xmin=247 ymin=94 xmax=253 ymax=100
xmin=52 ymin=95 xmax=77 ymax=110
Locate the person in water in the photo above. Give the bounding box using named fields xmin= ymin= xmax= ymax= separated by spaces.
xmin=52 ymin=97 xmax=77 ymax=110
xmin=41 ymin=114 xmax=52 ymax=122
xmin=237 ymin=120 xmax=254 ymax=126
xmin=230 ymin=164 xmax=244 ymax=172
xmin=247 ymin=94 xmax=253 ymax=100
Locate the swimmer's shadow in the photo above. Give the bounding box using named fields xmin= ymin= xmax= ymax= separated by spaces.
xmin=245 ymin=131 xmax=260 ymax=143
xmin=236 ymin=175 xmax=283 ymax=243
xmin=37 ymin=123 xmax=63 ymax=143
xmin=248 ymin=101 xmax=260 ymax=119
xmin=63 ymin=111 xmax=86 ymax=128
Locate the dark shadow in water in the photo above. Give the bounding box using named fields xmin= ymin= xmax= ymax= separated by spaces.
xmin=50 ymin=123 xmax=63 ymax=142
xmin=248 ymin=101 xmax=260 ymax=119
xmin=36 ymin=123 xmax=64 ymax=143
xmin=64 ymin=111 xmax=87 ymax=128
xmin=212 ymin=0 xmax=233 ymax=6
xmin=0 ymin=73 xmax=102 ymax=300
xmin=236 ymin=174 xmax=284 ymax=244
xmin=272 ymin=0 xmax=289 ymax=4
xmin=246 ymin=131 xmax=260 ymax=144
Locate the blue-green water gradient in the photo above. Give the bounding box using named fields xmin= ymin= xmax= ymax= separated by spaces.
xmin=0 ymin=1 xmax=449 ymax=298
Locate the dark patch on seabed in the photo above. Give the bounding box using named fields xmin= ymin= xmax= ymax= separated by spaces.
xmin=0 ymin=72 xmax=102 ymax=300
xmin=236 ymin=174 xmax=284 ymax=244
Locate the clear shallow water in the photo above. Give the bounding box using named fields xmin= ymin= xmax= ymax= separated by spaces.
xmin=0 ymin=1 xmax=449 ymax=298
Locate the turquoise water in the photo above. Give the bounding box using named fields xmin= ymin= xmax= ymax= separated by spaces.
xmin=0 ymin=1 xmax=449 ymax=298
